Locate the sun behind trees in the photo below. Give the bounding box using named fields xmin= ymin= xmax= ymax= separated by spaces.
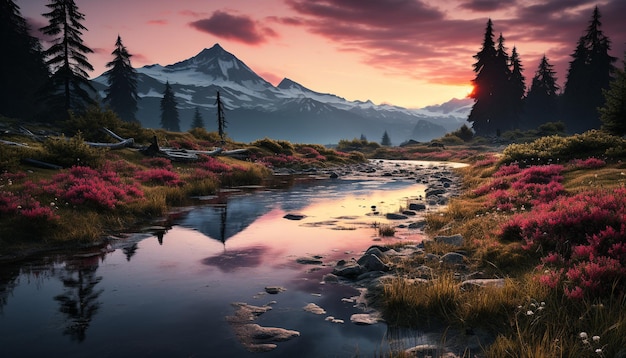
xmin=468 ymin=6 xmax=618 ymax=138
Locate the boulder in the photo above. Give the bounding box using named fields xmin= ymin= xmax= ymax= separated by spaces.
xmin=283 ymin=213 xmax=306 ymax=220
xmin=350 ymin=313 xmax=383 ymax=325
xmin=408 ymin=202 xmax=427 ymax=211
xmin=434 ymin=234 xmax=464 ymax=246
xmin=296 ymin=256 xmax=323 ymax=265
xmin=357 ymin=254 xmax=389 ymax=272
xmin=303 ymin=303 xmax=326 ymax=315
xmin=238 ymin=324 xmax=300 ymax=352
xmin=332 ymin=264 xmax=364 ymax=278
xmin=386 ymin=213 xmax=408 ymax=220
xmin=460 ymin=279 xmax=506 ymax=291
xmin=440 ymin=252 xmax=466 ymax=265
xmin=264 ymin=286 xmax=286 ymax=294
xmin=322 ymin=273 xmax=339 ymax=283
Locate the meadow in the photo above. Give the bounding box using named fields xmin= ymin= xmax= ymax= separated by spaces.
xmin=0 ymin=109 xmax=365 ymax=251
xmin=2 ymin=109 xmax=626 ymax=356
xmin=379 ymin=130 xmax=626 ymax=357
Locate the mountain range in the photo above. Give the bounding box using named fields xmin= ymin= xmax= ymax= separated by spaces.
xmin=92 ymin=44 xmax=472 ymax=145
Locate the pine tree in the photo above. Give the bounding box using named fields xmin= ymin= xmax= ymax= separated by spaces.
xmin=509 ymin=46 xmax=526 ymax=127
xmin=0 ymin=0 xmax=50 ymax=120
xmin=160 ymin=81 xmax=180 ymax=131
xmin=40 ymin=0 xmax=95 ymax=116
xmin=468 ymin=20 xmax=512 ymax=136
xmin=599 ymin=51 xmax=626 ymax=136
xmin=524 ymin=55 xmax=560 ymax=129
xmin=381 ymin=130 xmax=391 ymax=146
xmin=103 ymin=35 xmax=138 ymax=123
xmin=191 ymin=107 xmax=204 ymax=129
xmin=562 ymin=6 xmax=617 ymax=133
xmin=215 ymin=91 xmax=227 ymax=142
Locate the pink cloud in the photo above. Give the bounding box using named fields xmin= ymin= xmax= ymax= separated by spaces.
xmin=189 ymin=10 xmax=278 ymax=45
xmin=282 ymin=0 xmax=625 ymax=88
xmin=147 ymin=19 xmax=168 ymax=26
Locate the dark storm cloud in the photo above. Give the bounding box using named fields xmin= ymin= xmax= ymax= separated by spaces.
xmin=189 ymin=10 xmax=278 ymax=45
xmin=281 ymin=0 xmax=625 ymax=87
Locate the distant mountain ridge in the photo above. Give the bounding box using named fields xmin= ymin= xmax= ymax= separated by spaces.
xmin=92 ymin=43 xmax=472 ymax=144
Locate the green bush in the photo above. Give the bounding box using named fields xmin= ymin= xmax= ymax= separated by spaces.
xmin=63 ymin=106 xmax=147 ymax=144
xmin=336 ymin=138 xmax=381 ymax=153
xmin=501 ymin=130 xmax=626 ymax=165
xmin=251 ymin=137 xmax=295 ymax=154
xmin=42 ymin=132 xmax=106 ymax=168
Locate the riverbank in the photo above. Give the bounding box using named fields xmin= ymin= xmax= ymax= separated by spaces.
xmin=367 ymin=133 xmax=626 ymax=357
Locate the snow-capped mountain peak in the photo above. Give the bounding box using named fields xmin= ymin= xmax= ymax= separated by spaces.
xmin=91 ymin=43 xmax=471 ymax=144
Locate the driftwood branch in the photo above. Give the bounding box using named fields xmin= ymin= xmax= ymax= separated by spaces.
xmin=140 ymin=136 xmax=247 ymax=162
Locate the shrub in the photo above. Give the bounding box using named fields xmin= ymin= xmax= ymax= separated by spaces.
xmin=499 ymin=188 xmax=626 ymax=299
xmin=42 ymin=132 xmax=106 ymax=168
xmin=501 ymin=130 xmax=626 ymax=165
xmin=135 ymin=168 xmax=184 ymax=186
xmin=43 ymin=166 xmax=143 ymax=209
xmin=141 ymin=157 xmax=173 ymax=170
xmin=252 ymin=138 xmax=295 ymax=155
xmin=568 ymin=157 xmax=606 ymax=169
xmin=198 ymin=155 xmax=232 ymax=173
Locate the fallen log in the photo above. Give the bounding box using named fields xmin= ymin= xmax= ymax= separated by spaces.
xmin=20 ymin=158 xmax=62 ymax=170
xmin=0 ymin=139 xmax=28 ymax=147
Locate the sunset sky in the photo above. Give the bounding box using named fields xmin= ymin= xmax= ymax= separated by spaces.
xmin=18 ymin=0 xmax=626 ymax=108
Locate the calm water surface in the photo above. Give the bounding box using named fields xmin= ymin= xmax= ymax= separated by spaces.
xmin=0 ymin=160 xmax=460 ymax=357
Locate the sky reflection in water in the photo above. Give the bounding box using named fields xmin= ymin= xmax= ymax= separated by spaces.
xmin=0 ymin=170 xmax=441 ymax=357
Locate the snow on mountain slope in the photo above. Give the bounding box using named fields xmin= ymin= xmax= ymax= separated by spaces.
xmin=92 ymin=43 xmax=471 ymax=143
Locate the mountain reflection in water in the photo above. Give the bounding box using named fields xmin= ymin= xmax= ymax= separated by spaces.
xmin=0 ymin=160 xmax=462 ymax=357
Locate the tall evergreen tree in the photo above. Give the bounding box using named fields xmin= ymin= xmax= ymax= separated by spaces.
xmin=0 ymin=0 xmax=50 ymax=120
xmin=215 ymin=91 xmax=227 ymax=142
xmin=160 ymin=81 xmax=180 ymax=131
xmin=191 ymin=107 xmax=204 ymax=129
xmin=468 ymin=19 xmax=496 ymax=136
xmin=103 ymin=35 xmax=138 ymax=123
xmin=381 ymin=130 xmax=391 ymax=146
xmin=599 ymin=51 xmax=626 ymax=136
xmin=509 ymin=46 xmax=526 ymax=127
xmin=562 ymin=6 xmax=617 ymax=133
xmin=524 ymin=55 xmax=560 ymax=129
xmin=468 ymin=20 xmax=513 ymax=136
xmin=40 ymin=0 xmax=95 ymax=116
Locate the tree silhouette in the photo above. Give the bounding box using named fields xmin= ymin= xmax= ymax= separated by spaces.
xmin=468 ymin=19 xmax=500 ymax=136
xmin=160 ymin=81 xmax=180 ymax=131
xmin=215 ymin=91 xmax=227 ymax=142
xmin=40 ymin=0 xmax=95 ymax=116
xmin=1 ymin=0 xmax=50 ymax=120
xmin=509 ymin=46 xmax=526 ymax=127
xmin=600 ymin=51 xmax=626 ymax=136
xmin=524 ymin=55 xmax=560 ymax=129
xmin=54 ymin=256 xmax=103 ymax=342
xmin=103 ymin=35 xmax=138 ymax=123
xmin=562 ymin=6 xmax=616 ymax=133
xmin=381 ymin=130 xmax=391 ymax=146
xmin=191 ymin=107 xmax=204 ymax=129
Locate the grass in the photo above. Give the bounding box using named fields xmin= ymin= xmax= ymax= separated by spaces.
xmin=0 ymin=111 xmax=366 ymax=252
xmin=373 ymin=130 xmax=626 ymax=357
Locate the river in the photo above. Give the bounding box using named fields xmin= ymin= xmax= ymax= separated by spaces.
xmin=0 ymin=160 xmax=464 ymax=357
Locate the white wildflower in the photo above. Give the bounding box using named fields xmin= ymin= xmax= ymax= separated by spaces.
xmin=592 ymin=335 xmax=600 ymax=343
xmin=595 ymin=348 xmax=602 ymax=354
xmin=579 ymin=332 xmax=588 ymax=339
xmin=526 ymin=310 xmax=534 ymax=316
